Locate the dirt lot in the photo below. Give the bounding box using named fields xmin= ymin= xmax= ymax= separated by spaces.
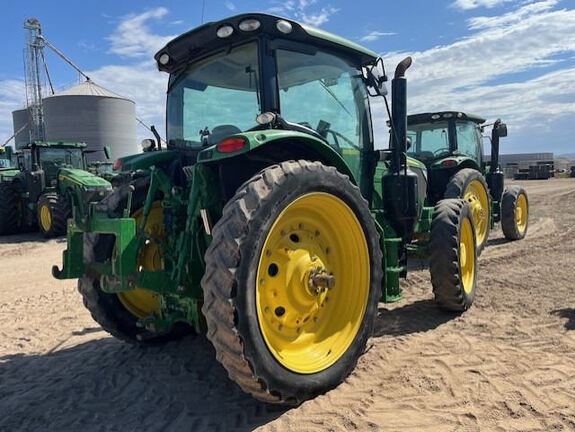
xmin=0 ymin=179 xmax=574 ymax=431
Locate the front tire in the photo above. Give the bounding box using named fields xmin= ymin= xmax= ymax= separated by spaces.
xmin=201 ymin=160 xmax=382 ymax=404
xmin=37 ymin=193 xmax=70 ymax=238
xmin=430 ymin=199 xmax=477 ymax=311
xmin=501 ymin=186 xmax=529 ymax=240
xmin=445 ymin=168 xmax=490 ymax=254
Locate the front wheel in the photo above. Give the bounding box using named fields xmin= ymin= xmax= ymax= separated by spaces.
xmin=37 ymin=193 xmax=70 ymax=237
xmin=501 ymin=186 xmax=529 ymax=240
xmin=201 ymin=160 xmax=382 ymax=404
xmin=430 ymin=199 xmax=478 ymax=311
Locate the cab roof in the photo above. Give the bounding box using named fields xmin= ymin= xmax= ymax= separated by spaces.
xmin=154 ymin=13 xmax=378 ymax=74
xmin=408 ymin=111 xmax=486 ymax=125
xmin=23 ymin=141 xmax=87 ymax=149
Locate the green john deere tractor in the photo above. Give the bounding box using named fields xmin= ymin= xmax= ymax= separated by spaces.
xmin=407 ymin=112 xmax=529 ymax=251
xmin=0 ymin=141 xmax=112 ymax=237
xmin=54 ymin=13 xmax=480 ymax=404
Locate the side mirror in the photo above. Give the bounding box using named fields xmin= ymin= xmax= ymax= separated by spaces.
xmin=141 ymin=139 xmax=155 ymax=152
xmin=103 ymin=146 xmax=112 ymax=160
xmin=496 ymin=122 xmax=508 ymax=137
xmin=363 ymin=57 xmax=388 ymax=96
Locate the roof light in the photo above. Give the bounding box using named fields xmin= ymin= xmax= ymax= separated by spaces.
xmin=443 ymin=113 xmax=453 ymax=118
xmin=256 ymin=112 xmax=276 ymax=125
xmin=217 ymin=137 xmax=247 ymax=153
xmin=431 ymin=114 xmax=441 ymax=120
xmin=158 ymin=53 xmax=170 ymax=65
xmin=276 ymin=20 xmax=293 ymax=34
xmin=239 ymin=19 xmax=261 ymax=32
xmin=216 ymin=25 xmax=234 ymax=38
xmin=457 ymin=112 xmax=463 ymax=118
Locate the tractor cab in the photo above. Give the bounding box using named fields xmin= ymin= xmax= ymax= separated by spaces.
xmin=19 ymin=142 xmax=85 ymax=185
xmin=407 ymin=111 xmax=485 ymax=167
xmin=406 ymin=111 xmax=487 ymax=204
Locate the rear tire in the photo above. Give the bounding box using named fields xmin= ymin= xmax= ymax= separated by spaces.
xmin=501 ymin=186 xmax=529 ymax=240
xmin=0 ymin=183 xmax=21 ymax=235
xmin=201 ymin=160 xmax=382 ymax=405
xmin=37 ymin=193 xmax=70 ymax=238
xmin=430 ymin=199 xmax=477 ymax=311
xmin=445 ymin=168 xmax=490 ymax=254
xmin=79 ymin=180 xmax=192 ymax=344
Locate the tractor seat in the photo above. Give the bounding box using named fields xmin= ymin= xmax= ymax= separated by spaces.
xmin=207 ymin=125 xmax=242 ymax=146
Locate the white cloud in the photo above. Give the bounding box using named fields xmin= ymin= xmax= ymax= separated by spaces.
xmin=372 ymin=1 xmax=575 ymax=153
xmin=452 ymin=0 xmax=515 ymax=10
xmin=360 ymin=31 xmax=396 ymax=42
xmin=268 ymin=0 xmax=338 ymax=26
xmin=107 ymin=8 xmax=175 ymax=58
xmin=0 ymin=80 xmax=26 ymax=145
xmin=468 ymin=0 xmax=558 ymax=29
xmin=224 ymin=1 xmax=236 ymax=11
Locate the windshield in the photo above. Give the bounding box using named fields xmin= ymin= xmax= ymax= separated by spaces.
xmin=0 ymin=159 xmax=10 ymax=168
xmin=276 ymin=48 xmax=368 ymax=174
xmin=407 ymin=122 xmax=451 ymax=160
xmin=39 ymin=148 xmax=83 ymax=170
xmin=166 ymin=42 xmax=261 ymax=148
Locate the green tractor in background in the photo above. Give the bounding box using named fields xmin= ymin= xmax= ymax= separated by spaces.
xmin=406 ymin=112 xmax=529 ymax=252
xmin=0 ymin=141 xmax=112 ymax=237
xmin=55 ymin=14 xmax=482 ymax=404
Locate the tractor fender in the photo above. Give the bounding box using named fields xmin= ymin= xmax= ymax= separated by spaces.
xmin=197 ymin=130 xmax=358 ymax=183
xmin=430 ymin=155 xmax=481 ymax=172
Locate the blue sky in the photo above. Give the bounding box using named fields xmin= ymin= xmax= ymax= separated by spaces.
xmin=1 ymin=0 xmax=574 ymax=155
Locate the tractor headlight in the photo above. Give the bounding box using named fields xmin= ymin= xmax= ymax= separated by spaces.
xmin=158 ymin=53 xmax=170 ymax=65
xmin=216 ymin=25 xmax=234 ymax=38
xmin=276 ymin=20 xmax=293 ymax=34
xmin=239 ymin=19 xmax=261 ymax=32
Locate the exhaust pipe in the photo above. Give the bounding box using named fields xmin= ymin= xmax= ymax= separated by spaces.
xmin=391 ymin=57 xmax=412 ymax=174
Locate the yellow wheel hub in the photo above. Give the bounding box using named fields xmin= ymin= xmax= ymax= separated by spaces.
xmin=256 ymin=192 xmax=370 ymax=374
xmin=464 ymin=180 xmax=489 ymax=247
xmin=459 ymin=217 xmax=475 ymax=294
xmin=515 ymin=193 xmax=528 ymax=234
xmin=117 ymin=202 xmax=162 ymax=318
xmin=40 ymin=205 xmax=52 ymax=232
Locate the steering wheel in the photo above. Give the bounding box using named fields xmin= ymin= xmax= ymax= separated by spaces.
xmin=432 ymin=148 xmax=451 ymax=157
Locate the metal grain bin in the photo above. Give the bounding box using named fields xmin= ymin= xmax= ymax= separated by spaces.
xmin=43 ymin=81 xmax=138 ymax=162
xmin=11 ymin=108 xmax=32 ymax=149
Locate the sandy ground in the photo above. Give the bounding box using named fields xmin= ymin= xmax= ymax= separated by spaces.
xmin=0 ymin=178 xmax=574 ymax=432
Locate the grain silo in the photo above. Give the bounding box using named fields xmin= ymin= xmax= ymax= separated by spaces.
xmin=43 ymin=80 xmax=138 ymax=161
xmin=11 ymin=108 xmax=32 ymax=149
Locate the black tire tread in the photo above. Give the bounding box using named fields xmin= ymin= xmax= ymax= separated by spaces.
xmin=77 ymin=181 xmax=191 ymax=345
xmin=0 ymin=183 xmax=21 ymax=235
xmin=201 ymin=160 xmax=382 ymax=404
xmin=430 ymin=198 xmax=476 ymax=311
xmin=501 ymin=185 xmax=528 ymax=240
xmin=444 ymin=168 xmax=490 ymax=254
xmin=37 ymin=192 xmax=70 ymax=237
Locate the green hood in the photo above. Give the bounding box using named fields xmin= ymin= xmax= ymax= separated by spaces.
xmin=59 ymin=168 xmax=112 ymax=189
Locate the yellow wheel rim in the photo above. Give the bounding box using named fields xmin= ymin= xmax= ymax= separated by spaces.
xmin=117 ymin=202 xmax=162 ymax=318
xmin=464 ymin=180 xmax=489 ymax=247
xmin=515 ymin=193 xmax=528 ymax=234
xmin=39 ymin=204 xmax=52 ymax=232
xmin=459 ymin=217 xmax=475 ymax=294
xmin=256 ymin=192 xmax=370 ymax=374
